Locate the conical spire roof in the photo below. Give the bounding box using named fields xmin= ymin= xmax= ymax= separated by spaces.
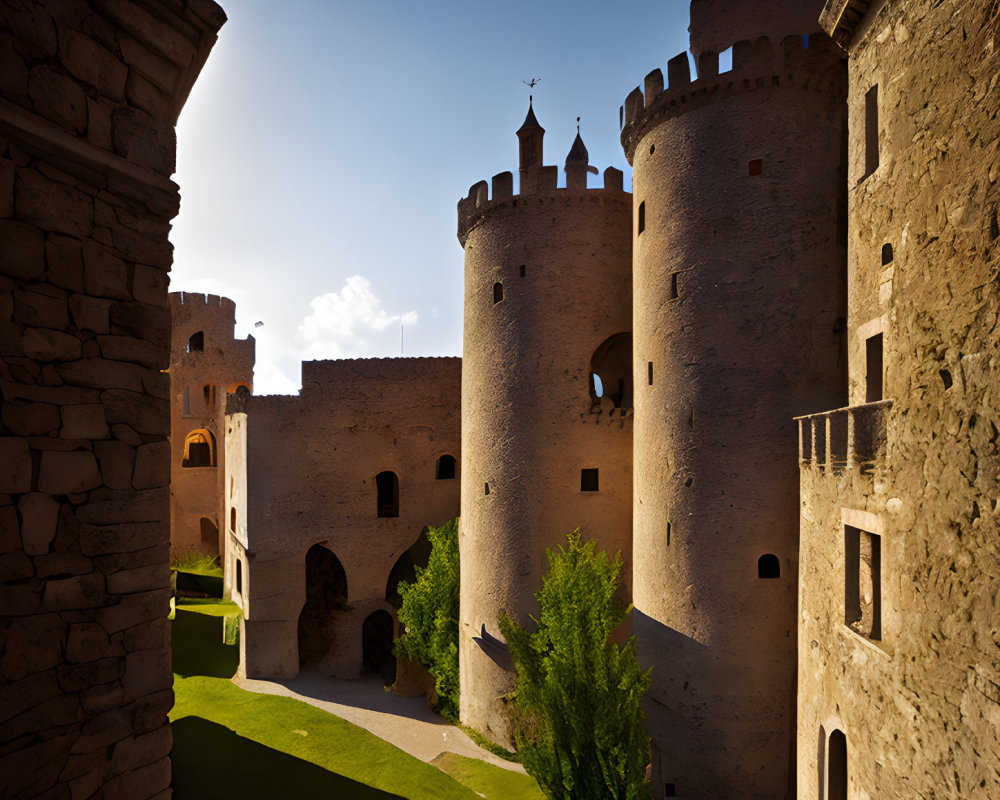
xmin=517 ymin=97 xmax=544 ymax=135
xmin=565 ymin=130 xmax=589 ymax=166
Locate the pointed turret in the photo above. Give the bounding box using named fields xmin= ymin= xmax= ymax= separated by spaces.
xmin=564 ymin=118 xmax=598 ymax=190
xmin=517 ymin=96 xmax=545 ymax=192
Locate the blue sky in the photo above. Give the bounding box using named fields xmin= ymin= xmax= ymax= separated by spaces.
xmin=170 ymin=0 xmax=691 ymax=394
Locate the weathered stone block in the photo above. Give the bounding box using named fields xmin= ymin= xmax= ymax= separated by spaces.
xmin=16 ymin=168 xmax=94 ymax=239
xmin=110 ymin=301 xmax=169 ymax=342
xmin=0 ymin=219 xmax=45 ymax=280
xmin=1 ymin=614 xmax=66 ymax=680
xmin=2 ymin=398 xmax=61 ymax=435
xmin=0 ymin=437 xmax=32 ymax=493
xmin=95 ymin=588 xmax=169 ymax=634
xmin=22 ymin=327 xmax=83 ymax=362
xmin=80 ymin=680 xmax=125 ymax=714
xmin=57 ymin=358 xmax=146 ymax=392
xmin=131 ymin=442 xmax=168 ymax=490
xmin=0 ymin=156 xmax=15 ymax=218
xmin=77 ymin=486 xmax=166 ymax=525
xmin=0 ymin=582 xmax=42 ymax=615
xmin=0 ymin=548 xmax=34 ymax=582
xmin=133 ymin=687 xmax=171 ymax=734
xmin=102 ymin=755 xmax=170 ymax=800
xmin=107 ymin=562 xmax=168 ymax=595
xmin=96 ymin=543 xmax=169 ymax=574
xmin=112 ymin=106 xmax=174 ymax=175
xmin=125 ymin=71 xmax=172 ymax=121
xmin=0 ymin=36 xmax=31 ymax=108
xmin=132 ymin=265 xmax=168 ymax=307
xmin=80 ymin=522 xmax=161 ymax=556
xmin=121 ymin=616 xmax=168 ymax=652
xmin=60 ymin=404 xmax=110 ymax=440
xmin=0 ymin=733 xmax=75 ymax=800
xmin=38 ymin=450 xmax=102 ymax=494
xmin=110 ymin=724 xmax=171 ymax=774
xmin=35 ymin=552 xmax=96 ymax=579
xmin=142 ymin=370 xmax=169 ymax=400
xmin=19 ymin=492 xmax=60 ymax=555
xmin=59 ymin=25 xmax=127 ymax=101
xmin=0 ymin=691 xmax=78 ymax=746
xmin=71 ymin=704 xmax=135 ymax=753
xmin=0 ymin=505 xmax=20 ymax=553
xmin=93 ymin=440 xmax=135 ymax=490
xmin=45 ymin=235 xmax=85 ymax=294
xmin=43 ymin=571 xmax=107 ymax=611
xmin=82 ymin=241 xmax=128 ymax=300
xmin=14 ymin=289 xmax=69 ymax=330
xmin=57 ymin=656 xmax=123 ymax=694
xmin=28 ymin=64 xmax=87 ymax=134
xmin=101 ymin=389 xmax=168 ymax=435
xmin=86 ymin=95 xmax=113 ymax=151
xmin=66 ymin=622 xmax=121 ymax=664
xmin=68 ymin=294 xmax=112 ymax=333
xmin=98 ymin=335 xmax=166 ymax=369
xmin=122 ymin=647 xmax=170 ymax=699
xmin=110 ymin=424 xmax=142 ymax=445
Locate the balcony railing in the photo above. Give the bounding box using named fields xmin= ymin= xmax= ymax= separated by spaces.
xmin=796 ymin=399 xmax=892 ymax=473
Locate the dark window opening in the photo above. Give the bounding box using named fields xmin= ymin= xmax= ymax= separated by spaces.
xmin=363 ymin=609 xmax=397 ymax=686
xmin=182 ymin=429 xmax=216 ymax=468
xmin=665 ymin=784 xmax=677 ymax=798
xmin=865 ymin=333 xmax=883 ymax=402
xmin=386 ymin=528 xmax=432 ymax=609
xmin=199 ymin=517 xmax=218 ymax=555
xmin=748 ymin=158 xmax=763 ymax=176
xmin=236 ymin=559 xmax=243 ymax=595
xmin=230 ymin=507 xmax=236 ymax=532
xmin=519 ymin=264 xmax=526 ymax=277
xmin=484 ymin=482 xmax=490 ymax=495
xmin=864 ymin=84 xmax=879 ymax=178
xmin=581 ymin=468 xmax=599 ymax=492
xmin=187 ymin=331 xmax=204 ymax=353
xmin=758 ymin=553 xmax=780 ymax=579
xmin=493 ymin=282 xmax=504 ymax=304
xmin=203 ymin=383 xmax=216 ymax=409
xmin=298 ymin=545 xmax=348 ymax=666
xmin=638 ymin=201 xmax=646 ymax=234
xmin=939 ymin=369 xmax=953 ymax=390
xmin=828 ymin=730 xmax=847 ymax=800
xmin=649 ymin=144 xmax=655 ymax=156
xmin=666 ymin=521 xmax=671 ymax=546
xmin=648 ymin=361 xmax=654 ymax=386
xmin=670 ymin=272 xmax=679 ymax=300
xmin=436 ymin=454 xmax=456 ymax=480
xmin=845 ymin=526 xmax=881 ymax=640
xmin=376 ymin=471 xmax=399 ymax=517
xmin=590 ymin=332 xmax=633 ymax=409
xmin=881 ymin=242 xmax=893 ymax=265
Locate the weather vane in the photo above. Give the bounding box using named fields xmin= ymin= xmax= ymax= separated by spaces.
xmin=522 ymin=77 xmax=541 ymax=88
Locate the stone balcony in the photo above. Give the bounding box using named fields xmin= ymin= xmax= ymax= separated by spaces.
xmin=796 ymin=399 xmax=892 ymax=473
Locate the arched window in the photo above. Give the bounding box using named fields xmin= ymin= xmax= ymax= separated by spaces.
xmin=436 ymin=454 xmax=456 ymax=480
xmin=182 ymin=428 xmax=216 ymax=468
xmin=757 ymin=553 xmax=780 ymax=579
xmin=493 ymin=282 xmax=504 ymax=304
xmin=376 ymin=471 xmax=399 ymax=518
xmin=828 ymin=730 xmax=847 ymax=800
xmin=590 ymin=332 xmax=633 ymax=409
xmin=187 ymin=331 xmax=204 ymax=352
xmin=881 ymin=242 xmax=893 ymax=265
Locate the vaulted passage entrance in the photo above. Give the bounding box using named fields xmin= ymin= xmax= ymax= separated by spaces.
xmin=297 ymin=545 xmax=348 ymax=667
xmin=362 ymin=609 xmax=396 ymax=685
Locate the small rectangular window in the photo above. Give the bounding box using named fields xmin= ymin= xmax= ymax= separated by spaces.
xmin=666 ymin=521 xmax=671 ymax=546
xmin=638 ymin=201 xmax=646 ymax=234
xmin=865 ymin=333 xmax=883 ymax=402
xmin=665 ymin=784 xmax=677 ymax=798
xmin=519 ymin=264 xmax=526 ymax=277
xmin=864 ymin=85 xmax=879 ymax=178
xmin=236 ymin=559 xmax=243 ymax=595
xmin=670 ymin=273 xmax=679 ymax=300
xmin=845 ymin=526 xmax=881 ymax=640
xmin=648 ymin=361 xmax=654 ymax=385
xmin=580 ymin=468 xmax=599 ymax=492
xmin=748 ymin=159 xmax=763 ymax=176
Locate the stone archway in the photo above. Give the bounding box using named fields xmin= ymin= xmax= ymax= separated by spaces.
xmin=297 ymin=545 xmax=348 ymax=667
xmin=362 ymin=609 xmax=396 ymax=685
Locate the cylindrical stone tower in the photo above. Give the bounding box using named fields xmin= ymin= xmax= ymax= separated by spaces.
xmin=458 ymin=102 xmax=633 ymax=741
xmin=622 ymin=3 xmax=848 ymax=798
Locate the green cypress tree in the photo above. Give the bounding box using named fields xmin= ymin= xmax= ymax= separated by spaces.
xmin=393 ymin=517 xmax=460 ymax=719
xmin=499 ymin=530 xmax=652 ymax=800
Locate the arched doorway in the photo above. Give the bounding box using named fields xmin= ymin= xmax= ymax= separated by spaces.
xmin=362 ymin=609 xmax=396 ymax=685
xmin=297 ymin=545 xmax=348 ymax=667
xmin=590 ymin=332 xmax=633 ymax=409
xmin=828 ymin=729 xmax=847 ymax=800
xmin=385 ymin=528 xmax=432 ymax=609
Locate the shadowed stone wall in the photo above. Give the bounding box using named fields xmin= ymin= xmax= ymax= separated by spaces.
xmin=798 ymin=1 xmax=1000 ymax=797
xmin=0 ymin=1 xmax=224 ymax=797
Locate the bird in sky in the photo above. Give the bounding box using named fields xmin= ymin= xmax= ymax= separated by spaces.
xmin=522 ymin=78 xmax=541 ymax=88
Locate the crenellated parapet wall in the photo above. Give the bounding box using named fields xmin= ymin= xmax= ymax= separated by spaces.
xmin=620 ymin=32 xmax=843 ymax=162
xmin=457 ymin=166 xmax=627 ymax=245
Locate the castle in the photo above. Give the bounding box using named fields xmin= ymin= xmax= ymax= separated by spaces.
xmin=1 ymin=0 xmax=997 ymax=798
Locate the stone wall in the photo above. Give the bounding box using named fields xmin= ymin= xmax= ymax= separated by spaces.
xmin=0 ymin=1 xmax=223 ymax=797
xmin=168 ymin=291 xmax=253 ymax=560
xmin=228 ymin=357 xmax=461 ymax=682
xmin=798 ymin=1 xmax=1000 ymax=797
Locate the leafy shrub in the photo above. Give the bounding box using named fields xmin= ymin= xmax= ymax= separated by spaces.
xmin=394 ymin=518 xmax=460 ymax=718
xmin=499 ymin=530 xmax=652 ymax=800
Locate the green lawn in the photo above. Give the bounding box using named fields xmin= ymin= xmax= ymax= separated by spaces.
xmin=171 ymin=600 xmax=542 ymax=799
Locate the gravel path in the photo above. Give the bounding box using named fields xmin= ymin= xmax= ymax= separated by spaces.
xmin=233 ymin=669 xmax=526 ymax=774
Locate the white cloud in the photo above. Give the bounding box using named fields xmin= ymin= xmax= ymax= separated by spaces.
xmin=298 ymin=275 xmax=418 ymax=361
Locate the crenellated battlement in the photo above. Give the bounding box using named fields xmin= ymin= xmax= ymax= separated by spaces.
xmin=620 ymin=31 xmax=843 ymax=162
xmin=457 ymin=166 xmax=628 ymax=246
xmin=170 ymin=291 xmax=237 ymax=313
